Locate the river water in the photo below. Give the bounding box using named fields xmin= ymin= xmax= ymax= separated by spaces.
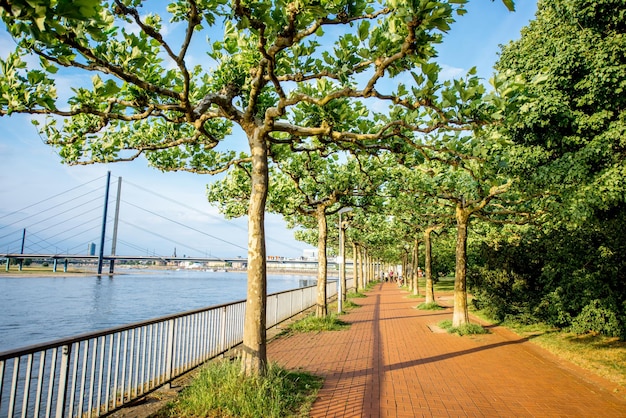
xmin=0 ymin=269 xmax=316 ymax=353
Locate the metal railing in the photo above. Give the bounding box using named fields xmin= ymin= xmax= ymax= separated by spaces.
xmin=0 ymin=279 xmax=351 ymax=417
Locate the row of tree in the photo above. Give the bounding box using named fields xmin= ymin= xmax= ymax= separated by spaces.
xmin=2 ymin=0 xmax=624 ymax=377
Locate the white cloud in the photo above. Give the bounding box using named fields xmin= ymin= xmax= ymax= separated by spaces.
xmin=439 ymin=63 xmax=466 ymax=81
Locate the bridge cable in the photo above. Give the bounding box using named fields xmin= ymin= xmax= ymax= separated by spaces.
xmin=0 ymin=188 xmax=104 ymax=231
xmin=0 ymin=175 xmax=106 ymax=222
xmin=118 ymin=219 xmax=227 ymax=258
xmin=123 ymin=180 xmax=302 ymax=251
xmin=121 ymin=200 xmax=248 ymax=252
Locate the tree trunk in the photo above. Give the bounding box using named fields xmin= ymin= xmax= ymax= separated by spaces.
xmin=413 ymin=237 xmax=420 ymax=296
xmin=353 ymin=243 xmax=360 ymax=293
xmin=316 ymin=206 xmax=328 ymax=317
xmin=241 ymin=128 xmax=268 ymax=376
xmin=452 ymin=206 xmax=471 ymax=327
xmin=360 ymin=247 xmax=366 ymax=289
xmin=424 ymin=227 xmax=435 ymax=304
xmin=340 ymin=222 xmax=347 ymax=303
xmin=402 ymin=250 xmax=407 ymax=289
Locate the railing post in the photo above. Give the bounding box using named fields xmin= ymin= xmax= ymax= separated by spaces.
xmin=220 ymin=306 xmax=227 ymax=354
xmin=55 ymin=344 xmax=72 ymax=418
xmin=7 ymin=357 xmax=20 ymax=417
xmin=165 ymin=319 xmax=175 ymax=386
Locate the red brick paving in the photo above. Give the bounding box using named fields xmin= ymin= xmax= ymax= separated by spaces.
xmin=267 ymin=282 xmax=626 ymax=417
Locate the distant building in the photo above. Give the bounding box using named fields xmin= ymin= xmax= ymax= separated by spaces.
xmin=302 ymin=249 xmax=318 ymax=261
xmin=267 ymin=255 xmax=286 ymax=261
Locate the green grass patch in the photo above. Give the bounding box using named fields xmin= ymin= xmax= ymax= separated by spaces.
xmin=347 ymin=291 xmax=367 ymax=298
xmin=364 ymin=280 xmax=380 ymax=290
xmin=156 ymin=360 xmax=322 ymax=418
xmin=287 ymin=313 xmax=349 ymax=333
xmin=341 ymin=299 xmax=361 ymax=310
xmin=433 ymin=276 xmax=455 ymax=292
xmin=416 ymin=302 xmax=443 ymax=311
xmin=438 ymin=319 xmax=488 ymax=336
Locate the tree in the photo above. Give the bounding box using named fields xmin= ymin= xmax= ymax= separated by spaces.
xmin=473 ymin=0 xmax=626 ymax=336
xmin=390 ymin=126 xmax=537 ymax=326
xmin=1 ymin=0 xmax=515 ymax=374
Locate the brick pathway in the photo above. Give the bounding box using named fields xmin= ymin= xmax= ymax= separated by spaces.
xmin=267 ymin=282 xmax=626 ymax=417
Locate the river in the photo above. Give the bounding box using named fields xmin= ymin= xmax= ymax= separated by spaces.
xmin=0 ymin=269 xmax=317 ymax=353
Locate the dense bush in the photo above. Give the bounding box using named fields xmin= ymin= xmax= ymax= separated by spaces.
xmin=469 ymin=267 xmax=534 ymax=323
xmin=469 ymin=210 xmax=626 ymax=339
xmin=570 ymin=299 xmax=624 ymax=338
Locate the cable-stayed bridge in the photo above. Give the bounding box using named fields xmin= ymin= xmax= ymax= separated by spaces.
xmin=0 ymin=172 xmax=319 ymax=274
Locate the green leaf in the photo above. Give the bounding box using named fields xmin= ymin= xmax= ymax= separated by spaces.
xmin=358 ymin=20 xmax=370 ymax=41
xmin=501 ymin=0 xmax=515 ymax=12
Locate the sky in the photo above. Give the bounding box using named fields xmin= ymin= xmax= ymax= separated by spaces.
xmin=0 ymin=1 xmax=538 ymax=260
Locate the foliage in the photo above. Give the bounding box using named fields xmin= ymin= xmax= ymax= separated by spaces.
xmin=430 ymin=232 xmax=456 ymax=276
xmin=469 ymin=267 xmax=533 ymax=322
xmin=471 ymin=0 xmax=626 ymax=340
xmin=496 ymin=0 xmax=626 ymax=225
xmin=469 ymin=213 xmax=626 ymax=338
xmin=158 ymin=360 xmax=322 ymax=418
xmin=570 ymin=300 xmax=624 ymax=339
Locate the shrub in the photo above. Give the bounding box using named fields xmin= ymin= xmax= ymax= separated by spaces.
xmin=469 ymin=267 xmax=533 ymax=322
xmin=535 ymin=287 xmax=572 ymax=328
xmin=570 ymin=299 xmax=624 ymax=338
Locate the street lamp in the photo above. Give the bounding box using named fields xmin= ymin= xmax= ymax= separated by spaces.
xmin=338 ymin=207 xmax=353 ymax=313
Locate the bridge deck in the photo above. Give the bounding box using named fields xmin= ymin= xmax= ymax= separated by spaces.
xmin=267 ymin=282 xmax=626 ymax=417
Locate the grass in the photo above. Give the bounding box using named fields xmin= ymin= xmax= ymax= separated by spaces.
xmin=433 ymin=276 xmax=455 ymax=292
xmin=364 ymin=280 xmax=380 ymax=290
xmin=347 ymin=291 xmax=367 ymax=298
xmin=439 ymin=319 xmax=488 ymax=336
xmin=154 ymin=360 xmax=322 ymax=418
xmin=341 ymin=299 xmax=361 ymax=310
xmin=416 ymin=301 xmax=443 ymax=311
xmin=286 ymin=313 xmax=350 ymax=333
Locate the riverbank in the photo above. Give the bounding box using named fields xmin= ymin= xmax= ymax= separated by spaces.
xmin=0 ymin=264 xmax=328 ymax=278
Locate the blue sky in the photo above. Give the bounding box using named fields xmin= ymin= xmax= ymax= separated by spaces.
xmin=0 ymin=1 xmax=538 ymax=259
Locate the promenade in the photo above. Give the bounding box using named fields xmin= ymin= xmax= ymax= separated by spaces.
xmin=267 ymin=282 xmax=626 ymax=417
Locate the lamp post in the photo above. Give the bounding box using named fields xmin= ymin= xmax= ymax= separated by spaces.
xmin=338 ymin=207 xmax=353 ymax=313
